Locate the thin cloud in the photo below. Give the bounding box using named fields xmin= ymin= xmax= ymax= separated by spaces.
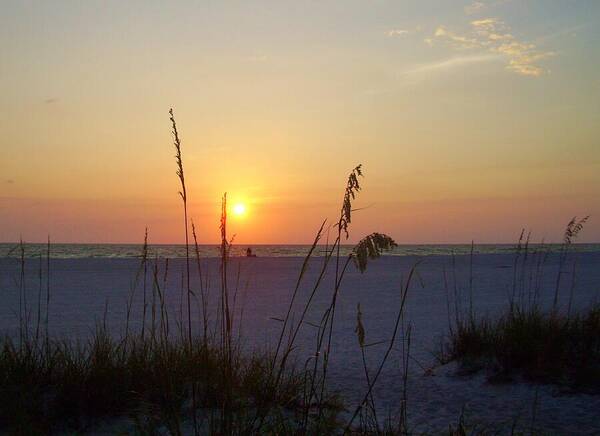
xmin=429 ymin=17 xmax=554 ymax=77
xmin=403 ymin=54 xmax=500 ymax=75
xmin=471 ymin=18 xmax=499 ymax=29
xmin=5 ymin=179 xmax=14 ymax=184
xmin=387 ymin=26 xmax=422 ymax=38
xmin=387 ymin=29 xmax=410 ymax=37
xmin=44 ymin=98 xmax=57 ymax=104
xmin=434 ymin=26 xmax=480 ymax=49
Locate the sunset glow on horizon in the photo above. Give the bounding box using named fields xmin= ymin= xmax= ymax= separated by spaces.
xmin=1 ymin=1 xmax=599 ymax=244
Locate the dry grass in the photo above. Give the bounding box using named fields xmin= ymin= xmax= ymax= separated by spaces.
xmin=439 ymin=218 xmax=599 ymax=393
xmin=0 ymin=329 xmax=306 ymax=434
xmin=440 ymin=305 xmax=600 ymax=390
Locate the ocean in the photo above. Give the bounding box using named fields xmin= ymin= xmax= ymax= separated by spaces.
xmin=1 ymin=243 xmax=600 ymax=259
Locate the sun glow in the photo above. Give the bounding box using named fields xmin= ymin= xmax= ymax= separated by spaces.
xmin=232 ymin=203 xmax=246 ymax=217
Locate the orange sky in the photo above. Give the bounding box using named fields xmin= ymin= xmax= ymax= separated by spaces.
xmin=1 ymin=1 xmax=599 ymax=244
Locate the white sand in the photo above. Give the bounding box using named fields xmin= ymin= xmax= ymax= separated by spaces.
xmin=1 ymin=252 xmax=599 ymax=433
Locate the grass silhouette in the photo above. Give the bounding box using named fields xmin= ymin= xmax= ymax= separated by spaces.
xmin=439 ymin=218 xmax=600 ymax=393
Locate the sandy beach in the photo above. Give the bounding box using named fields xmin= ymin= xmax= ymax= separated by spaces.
xmin=2 ymin=252 xmax=599 ymax=433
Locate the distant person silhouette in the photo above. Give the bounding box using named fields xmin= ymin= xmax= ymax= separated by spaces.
xmin=246 ymin=247 xmax=256 ymax=257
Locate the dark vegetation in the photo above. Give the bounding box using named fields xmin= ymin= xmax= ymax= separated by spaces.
xmin=0 ymin=331 xmax=304 ymax=434
xmin=442 ymin=305 xmax=600 ymax=390
xmin=439 ymin=217 xmax=600 ymax=393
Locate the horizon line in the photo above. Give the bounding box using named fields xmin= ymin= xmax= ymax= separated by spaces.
xmin=2 ymin=241 xmax=600 ymax=246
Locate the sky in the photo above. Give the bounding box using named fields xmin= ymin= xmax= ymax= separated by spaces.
xmin=1 ymin=0 xmax=599 ymax=244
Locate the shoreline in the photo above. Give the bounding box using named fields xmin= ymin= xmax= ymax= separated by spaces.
xmin=2 ymin=243 xmax=600 ymax=259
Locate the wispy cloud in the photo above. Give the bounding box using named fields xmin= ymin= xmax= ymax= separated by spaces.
xmin=5 ymin=179 xmax=14 ymax=184
xmin=44 ymin=98 xmax=57 ymax=104
xmin=429 ymin=17 xmax=554 ymax=76
xmin=433 ymin=26 xmax=481 ymax=49
xmin=403 ymin=54 xmax=500 ymax=75
xmin=387 ymin=29 xmax=410 ymax=37
xmin=386 ymin=26 xmax=421 ymax=38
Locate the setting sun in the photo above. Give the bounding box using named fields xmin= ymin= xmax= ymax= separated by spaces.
xmin=232 ymin=203 xmax=246 ymax=217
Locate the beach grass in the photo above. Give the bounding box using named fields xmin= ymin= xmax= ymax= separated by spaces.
xmin=440 ymin=304 xmax=600 ymax=390
xmin=439 ymin=218 xmax=600 ymax=392
xmin=0 ymin=328 xmax=313 ymax=434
